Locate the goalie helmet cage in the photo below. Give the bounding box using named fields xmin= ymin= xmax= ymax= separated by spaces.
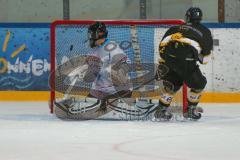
xmin=50 ymin=20 xmax=188 ymax=114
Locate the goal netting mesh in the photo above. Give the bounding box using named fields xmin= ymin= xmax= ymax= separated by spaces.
xmin=50 ymin=20 xmax=187 ymax=120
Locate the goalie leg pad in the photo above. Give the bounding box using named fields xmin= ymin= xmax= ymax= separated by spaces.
xmin=54 ymin=97 xmax=114 ymax=120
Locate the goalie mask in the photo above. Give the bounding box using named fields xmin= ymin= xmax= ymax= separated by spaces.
xmin=185 ymin=7 xmax=202 ymax=24
xmin=88 ymin=22 xmax=108 ymax=48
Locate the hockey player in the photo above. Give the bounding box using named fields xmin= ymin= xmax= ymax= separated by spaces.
xmin=87 ymin=21 xmax=132 ymax=112
xmin=155 ymin=7 xmax=213 ymax=120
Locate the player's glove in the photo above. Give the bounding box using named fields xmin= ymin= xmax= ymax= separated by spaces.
xmin=198 ymin=53 xmax=211 ymax=65
xmin=155 ymin=62 xmax=169 ymax=80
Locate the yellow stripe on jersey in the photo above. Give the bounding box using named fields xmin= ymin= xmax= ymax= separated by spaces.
xmin=159 ymin=33 xmax=202 ymax=54
xmin=171 ymin=32 xmax=183 ymax=40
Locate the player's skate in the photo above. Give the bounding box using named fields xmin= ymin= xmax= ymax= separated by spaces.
xmin=184 ymin=106 xmax=203 ymax=120
xmin=154 ymin=104 xmax=172 ymax=121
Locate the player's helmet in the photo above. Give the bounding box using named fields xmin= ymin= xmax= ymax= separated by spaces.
xmin=88 ymin=21 xmax=108 ymax=48
xmin=185 ymin=7 xmax=203 ymax=23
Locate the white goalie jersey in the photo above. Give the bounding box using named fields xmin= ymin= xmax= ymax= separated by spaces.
xmin=90 ymin=39 xmax=130 ymax=96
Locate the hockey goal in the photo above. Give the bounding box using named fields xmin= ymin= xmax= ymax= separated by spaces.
xmin=50 ymin=20 xmax=187 ymax=119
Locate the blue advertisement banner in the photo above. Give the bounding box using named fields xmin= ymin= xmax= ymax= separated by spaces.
xmin=0 ymin=25 xmax=50 ymax=91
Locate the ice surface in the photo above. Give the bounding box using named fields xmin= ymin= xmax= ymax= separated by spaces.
xmin=0 ymin=102 xmax=240 ymax=160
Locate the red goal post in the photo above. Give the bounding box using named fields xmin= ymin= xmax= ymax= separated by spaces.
xmin=50 ymin=20 xmax=187 ymax=114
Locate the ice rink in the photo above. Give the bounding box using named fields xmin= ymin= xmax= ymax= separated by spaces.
xmin=0 ymin=102 xmax=240 ymax=160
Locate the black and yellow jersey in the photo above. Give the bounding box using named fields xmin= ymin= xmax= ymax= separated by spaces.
xmin=159 ymin=23 xmax=213 ymax=64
